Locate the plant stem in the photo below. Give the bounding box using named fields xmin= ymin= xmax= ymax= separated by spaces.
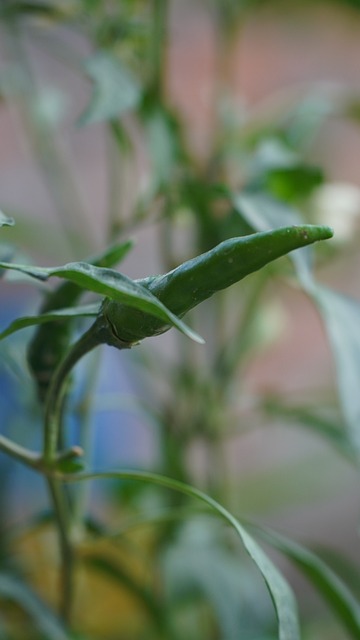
xmin=71 ymin=350 xmax=100 ymax=539
xmin=43 ymin=324 xmax=101 ymax=464
xmin=0 ymin=435 xmax=39 ymax=469
xmin=152 ymin=0 xmax=167 ymax=100
xmin=46 ymin=476 xmax=74 ymax=624
xmin=42 ymin=316 xmax=130 ymax=625
xmin=40 ymin=324 xmax=102 ymax=627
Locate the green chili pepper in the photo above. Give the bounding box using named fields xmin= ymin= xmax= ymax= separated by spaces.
xmin=28 ymin=240 xmax=133 ymax=402
xmin=102 ymin=225 xmax=333 ymax=345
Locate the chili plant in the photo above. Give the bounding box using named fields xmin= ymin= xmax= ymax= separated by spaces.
xmin=1 ymin=2 xmax=360 ymax=640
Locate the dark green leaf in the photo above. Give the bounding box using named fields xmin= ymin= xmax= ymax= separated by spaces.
xmin=0 ymin=304 xmax=101 ymax=341
xmin=90 ymin=238 xmax=134 ymax=269
xmin=251 ymin=526 xmax=360 ymax=640
xmin=0 ymin=573 xmax=70 ymax=640
xmin=0 ymin=261 xmax=203 ymax=343
xmin=55 ymin=458 xmax=84 ymax=473
xmin=0 ymin=1 xmax=72 ymax=20
xmin=265 ymin=165 xmax=323 ymax=203
xmin=79 ymin=51 xmax=141 ymax=125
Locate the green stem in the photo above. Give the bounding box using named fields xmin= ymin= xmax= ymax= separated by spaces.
xmin=43 ymin=323 xmax=102 ymax=463
xmin=151 ymin=0 xmax=167 ymax=100
xmin=71 ymin=350 xmax=101 ymax=539
xmin=0 ymin=435 xmax=39 ymax=469
xmin=42 ymin=321 xmax=104 ymax=625
xmin=46 ymin=476 xmax=74 ymax=624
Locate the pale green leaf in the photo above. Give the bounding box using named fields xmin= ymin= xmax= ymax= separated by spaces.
xmin=232 ymin=192 xmax=315 ymax=285
xmin=313 ymin=286 xmax=360 ymax=462
xmin=79 ymin=51 xmax=141 ymax=125
xmin=0 ymin=212 xmax=14 ymax=227
xmin=62 ymin=470 xmax=300 ymax=640
xmin=252 ymin=525 xmax=360 ymax=640
xmin=0 ymin=573 xmax=70 ymax=640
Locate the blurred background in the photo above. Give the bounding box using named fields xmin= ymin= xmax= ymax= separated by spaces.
xmin=1 ymin=1 xmax=360 ymax=639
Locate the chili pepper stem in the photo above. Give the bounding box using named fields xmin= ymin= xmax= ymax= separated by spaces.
xmin=43 ymin=322 xmax=101 ymax=464
xmin=42 ymin=315 xmax=129 ymax=626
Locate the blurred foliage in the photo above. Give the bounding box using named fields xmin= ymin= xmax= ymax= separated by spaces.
xmin=0 ymin=1 xmax=360 ymax=639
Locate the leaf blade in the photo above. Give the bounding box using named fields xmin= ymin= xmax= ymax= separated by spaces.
xmin=79 ymin=51 xmax=141 ymax=125
xmin=251 ymin=525 xmax=360 ymax=640
xmin=61 ymin=469 xmax=300 ymax=640
xmin=0 ymin=261 xmax=204 ymax=343
xmin=0 ymin=573 xmax=70 ymax=640
xmin=0 ymin=211 xmax=15 ymax=227
xmin=0 ymin=303 xmax=101 ymax=341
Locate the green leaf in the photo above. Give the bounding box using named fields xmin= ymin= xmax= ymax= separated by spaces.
xmin=0 ymin=1 xmax=73 ymax=20
xmin=251 ymin=526 xmax=360 ymax=640
xmin=233 ymin=191 xmax=302 ymax=230
xmin=0 ymin=573 xmax=70 ymax=640
xmin=262 ymin=396 xmax=355 ymax=463
xmin=0 ymin=303 xmax=101 ymax=341
xmin=163 ymin=519 xmax=273 ymax=639
xmin=0 ymin=212 xmax=14 ymax=227
xmin=56 ymin=458 xmax=84 ymax=473
xmin=91 ymin=238 xmax=134 ymax=269
xmin=312 ymin=286 xmax=360 ymax=462
xmin=79 ymin=51 xmax=141 ymax=125
xmin=249 ymin=139 xmax=323 ymax=203
xmin=265 ymin=165 xmax=323 ymax=203
xmin=0 ymin=261 xmax=204 ymax=343
xmin=62 ymin=470 xmax=300 ymax=640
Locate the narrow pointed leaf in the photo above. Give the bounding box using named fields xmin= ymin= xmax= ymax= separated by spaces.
xmin=61 ymin=470 xmax=300 ymax=640
xmin=0 ymin=303 xmax=101 ymax=341
xmin=0 ymin=573 xmax=70 ymax=640
xmin=251 ymin=526 xmax=360 ymax=640
xmin=262 ymin=397 xmax=355 ymax=463
xmin=312 ymin=286 xmax=360 ymax=462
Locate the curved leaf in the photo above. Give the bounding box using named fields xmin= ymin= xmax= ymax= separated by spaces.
xmin=313 ymin=286 xmax=360 ymax=463
xmin=0 ymin=573 xmax=70 ymax=640
xmin=61 ymin=470 xmax=300 ymax=640
xmin=0 ymin=260 xmax=204 ymax=343
xmin=251 ymin=525 xmax=360 ymax=640
xmin=0 ymin=303 xmax=101 ymax=341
